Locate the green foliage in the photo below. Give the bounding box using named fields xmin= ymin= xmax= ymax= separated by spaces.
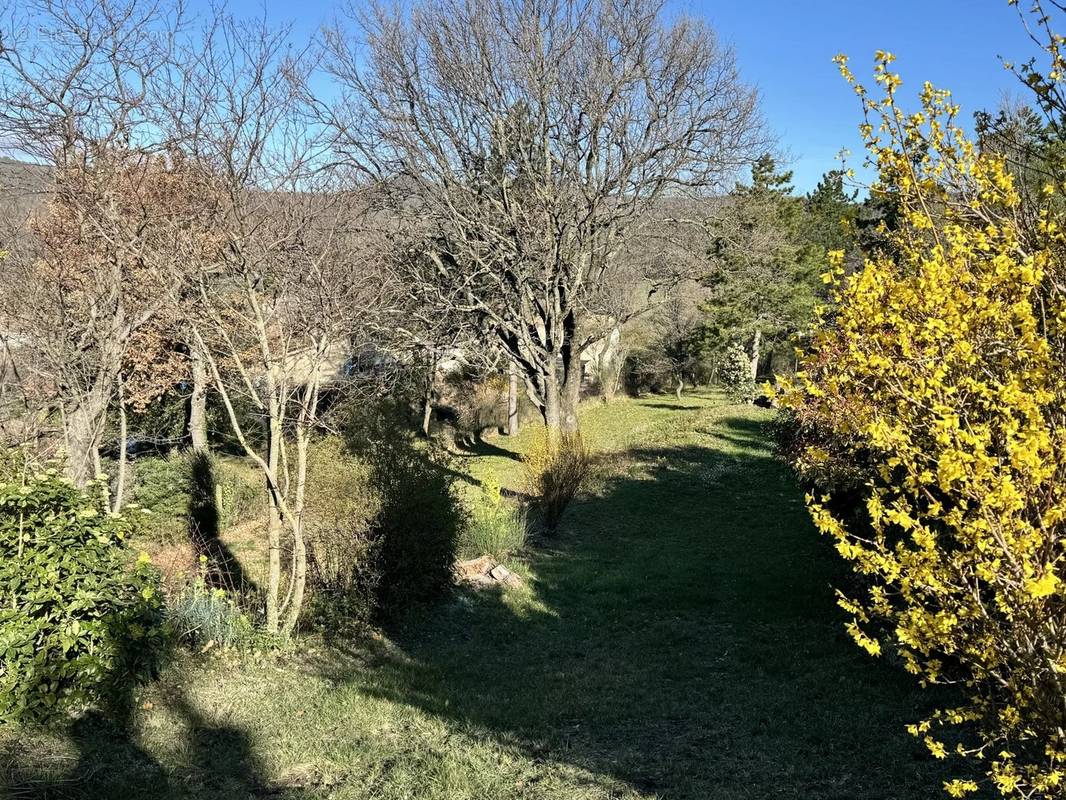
xmin=212 ymin=457 xmax=263 ymax=531
xmin=523 ymin=430 xmax=593 ymax=533
xmin=130 ymin=454 xmax=189 ymax=538
xmin=626 ymin=301 xmax=708 ymax=396
xmin=130 ymin=452 xmax=262 ymax=542
xmin=719 ymin=344 xmax=756 ymax=403
xmin=804 ymin=169 xmax=861 ymax=271
xmin=345 ymin=402 xmax=465 ymax=618
xmin=705 ymin=156 xmax=824 ymax=346
xmin=460 ymin=475 xmax=528 ymax=559
xmin=0 ymin=467 xmax=166 ymax=724
xmin=302 ymin=437 xmax=382 ymax=634
xmin=701 ymin=158 xmax=860 ymax=376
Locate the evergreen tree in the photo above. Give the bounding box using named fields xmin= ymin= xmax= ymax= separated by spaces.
xmin=703 ymin=155 xmax=825 ymax=384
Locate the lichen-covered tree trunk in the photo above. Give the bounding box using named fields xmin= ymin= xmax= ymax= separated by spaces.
xmin=507 ymin=365 xmax=519 ymax=435
xmin=188 ymin=343 xmax=209 ymax=452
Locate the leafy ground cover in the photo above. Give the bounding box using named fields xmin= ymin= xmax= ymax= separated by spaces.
xmin=1 ymin=392 xmax=963 ymax=799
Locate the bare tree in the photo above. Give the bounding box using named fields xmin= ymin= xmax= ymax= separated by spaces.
xmin=162 ymin=14 xmax=395 ymax=635
xmin=0 ymin=0 xmax=188 ymax=489
xmin=322 ymin=0 xmax=763 ymax=433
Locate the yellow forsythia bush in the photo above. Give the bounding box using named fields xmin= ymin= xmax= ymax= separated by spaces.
xmin=523 ymin=429 xmax=592 ymax=533
xmin=777 ymin=53 xmax=1066 ymax=798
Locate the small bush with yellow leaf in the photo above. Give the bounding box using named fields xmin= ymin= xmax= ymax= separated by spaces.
xmin=524 ymin=430 xmax=592 ymax=533
xmin=777 ymin=53 xmax=1066 ymax=799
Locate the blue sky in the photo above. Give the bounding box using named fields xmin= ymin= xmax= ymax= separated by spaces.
xmin=204 ymin=0 xmax=1045 ymax=193
xmin=692 ymin=1 xmax=1043 ymax=192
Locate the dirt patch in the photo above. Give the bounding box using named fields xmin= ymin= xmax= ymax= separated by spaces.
xmin=454 ymin=555 xmax=522 ymax=588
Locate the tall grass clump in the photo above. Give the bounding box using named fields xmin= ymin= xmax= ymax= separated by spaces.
xmin=461 ymin=475 xmax=527 ymax=559
xmin=523 ymin=430 xmax=592 ymax=533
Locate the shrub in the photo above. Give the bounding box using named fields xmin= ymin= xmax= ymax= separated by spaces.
xmin=778 ymin=54 xmax=1066 ymax=799
xmin=523 ymin=429 xmax=592 ymax=533
xmin=167 ymin=561 xmax=255 ymax=649
xmin=460 ymin=475 xmax=528 ymax=559
xmin=130 ymin=452 xmax=263 ymax=543
xmin=719 ymin=344 xmax=755 ymax=404
xmin=130 ymin=453 xmax=189 ymax=538
xmin=212 ymin=457 xmax=263 ymax=530
xmin=302 ymin=437 xmax=382 ymax=633
xmin=0 ymin=467 xmax=166 ymax=724
xmin=344 ymin=402 xmax=465 ymax=618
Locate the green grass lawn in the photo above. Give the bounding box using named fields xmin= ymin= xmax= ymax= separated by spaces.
xmin=3 ymin=392 xmax=964 ymax=799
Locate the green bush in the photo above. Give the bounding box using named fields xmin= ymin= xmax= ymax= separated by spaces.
xmin=719 ymin=344 xmax=756 ymax=404
xmin=130 ymin=452 xmax=263 ymax=542
xmin=302 ymin=437 xmax=382 ymax=634
xmin=212 ymin=457 xmax=263 ymax=530
xmin=130 ymin=454 xmax=189 ymax=538
xmin=0 ymin=468 xmax=166 ymax=724
xmin=460 ymin=475 xmax=527 ymax=559
xmin=344 ymin=402 xmax=465 ymax=618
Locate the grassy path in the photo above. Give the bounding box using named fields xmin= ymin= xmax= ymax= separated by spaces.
xmin=4 ymin=393 xmax=957 ymax=799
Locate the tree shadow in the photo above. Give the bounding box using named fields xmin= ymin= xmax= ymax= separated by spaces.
xmin=186 ymin=451 xmax=258 ymax=594
xmin=636 ymin=400 xmax=702 ymax=411
xmin=2 ymin=412 xmax=974 ymax=799
xmin=307 ymin=414 xmax=964 ymax=799
xmin=450 ymin=432 xmax=522 ymax=461
xmin=0 ymin=596 xmax=295 ymax=800
xmin=1 ymin=691 xmax=311 ymax=800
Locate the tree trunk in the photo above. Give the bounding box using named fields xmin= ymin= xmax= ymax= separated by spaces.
xmin=675 ymin=375 xmax=684 ymax=400
xmin=282 ymin=424 xmax=310 ymax=636
xmin=543 ymin=367 xmax=562 ymax=431
xmin=602 ymin=346 xmax=627 ymax=404
xmin=507 ymin=364 xmax=519 ymax=435
xmin=64 ymin=386 xmax=112 ymax=488
xmin=112 ymin=377 xmax=128 ymax=514
xmin=421 ymin=391 xmax=433 ymax=437
xmin=188 ymin=344 xmax=208 ymax=452
xmin=264 ymin=398 xmax=283 ymax=635
xmin=749 ymin=327 xmax=761 ymax=385
xmin=420 ymin=349 xmax=436 ymax=437
xmin=560 ymin=361 xmax=582 ymax=434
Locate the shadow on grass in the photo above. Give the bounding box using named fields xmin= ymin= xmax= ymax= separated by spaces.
xmin=635 ymin=400 xmax=702 ymax=411
xmin=314 ymin=414 xmax=962 ymax=799
xmin=450 ymin=432 xmax=523 ymax=462
xmin=1 ymin=698 xmax=315 ymax=800
xmin=3 ymin=413 xmax=967 ymax=800
xmin=187 ymin=451 xmax=258 ymax=595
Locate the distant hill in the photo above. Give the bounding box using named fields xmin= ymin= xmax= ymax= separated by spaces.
xmin=0 ymin=157 xmax=50 ymax=231
xmin=0 ymin=156 xmax=50 ymax=191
